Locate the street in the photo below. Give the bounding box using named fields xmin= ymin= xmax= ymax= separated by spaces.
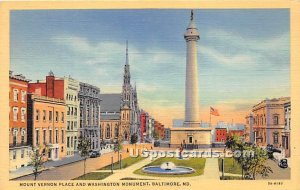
xmin=257 ymin=159 xmax=290 ymax=180
xmin=13 ymin=151 xmax=129 ymax=181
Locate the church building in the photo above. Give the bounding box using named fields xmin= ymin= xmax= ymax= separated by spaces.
xmin=100 ymin=42 xmax=140 ymax=143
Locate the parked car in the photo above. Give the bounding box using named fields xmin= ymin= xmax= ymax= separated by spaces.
xmin=90 ymin=151 xmax=101 ymax=158
xmin=278 ymin=158 xmax=288 ymax=168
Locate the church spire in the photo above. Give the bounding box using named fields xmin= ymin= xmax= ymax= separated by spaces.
xmin=126 ymin=40 xmax=129 ymax=66
xmin=123 ymin=40 xmax=131 ymax=85
xmin=122 ymin=40 xmax=131 ymax=107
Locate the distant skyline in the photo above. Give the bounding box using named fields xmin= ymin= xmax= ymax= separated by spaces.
xmin=10 ymin=9 xmax=290 ymax=127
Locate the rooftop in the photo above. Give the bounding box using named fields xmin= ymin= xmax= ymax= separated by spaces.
xmin=100 ymin=93 xmax=122 ymax=112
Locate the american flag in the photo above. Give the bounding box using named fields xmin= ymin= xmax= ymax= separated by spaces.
xmin=210 ymin=107 xmax=220 ymax=116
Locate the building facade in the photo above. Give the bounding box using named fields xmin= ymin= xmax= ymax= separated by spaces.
xmin=154 ymin=120 xmax=165 ymax=139
xmin=215 ymin=128 xmax=227 ymax=142
xmin=78 ymin=82 xmax=101 ymax=151
xmin=164 ymin=128 xmax=171 ymax=141
xmin=100 ymin=94 xmax=121 ymax=144
xmin=9 ymin=71 xmax=31 ymax=171
xmin=27 ymin=94 xmax=66 ymax=161
xmin=28 ymin=72 xmax=80 ymax=156
xmin=64 ymin=76 xmax=80 ymax=156
xmin=249 ymin=97 xmax=290 ymax=148
xmin=283 ymin=101 xmax=291 ymax=157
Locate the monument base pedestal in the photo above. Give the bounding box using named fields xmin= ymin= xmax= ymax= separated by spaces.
xmin=183 ymin=121 xmax=201 ymax=128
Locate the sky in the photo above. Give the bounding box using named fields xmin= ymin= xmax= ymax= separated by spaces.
xmin=10 ymin=9 xmax=290 ymax=127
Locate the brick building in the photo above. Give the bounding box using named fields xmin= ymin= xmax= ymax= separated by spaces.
xmin=9 ymin=71 xmax=31 ymax=171
xmin=215 ymin=128 xmax=227 ymax=142
xmin=154 ymin=120 xmax=165 ymax=139
xmin=27 ymin=94 xmax=66 ymax=161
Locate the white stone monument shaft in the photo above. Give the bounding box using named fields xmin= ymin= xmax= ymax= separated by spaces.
xmin=184 ymin=10 xmax=200 ymax=125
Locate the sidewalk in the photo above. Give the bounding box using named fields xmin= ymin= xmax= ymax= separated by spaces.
xmin=104 ymin=158 xmax=159 ymax=180
xmin=201 ymin=158 xmax=220 ymax=179
xmin=10 ymin=149 xmax=114 ymax=180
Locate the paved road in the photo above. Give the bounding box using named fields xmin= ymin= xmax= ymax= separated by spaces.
xmin=13 ymin=151 xmax=129 ymax=180
xmin=257 ymin=159 xmax=290 ymax=180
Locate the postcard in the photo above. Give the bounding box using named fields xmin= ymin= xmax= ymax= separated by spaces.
xmin=0 ymin=1 xmax=299 ymax=190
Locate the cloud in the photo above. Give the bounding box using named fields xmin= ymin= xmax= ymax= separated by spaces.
xmin=200 ymin=29 xmax=289 ymax=69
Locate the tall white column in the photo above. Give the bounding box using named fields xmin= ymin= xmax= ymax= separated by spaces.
xmin=184 ymin=10 xmax=200 ymax=126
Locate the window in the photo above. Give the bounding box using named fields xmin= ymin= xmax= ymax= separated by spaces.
xmin=13 ymin=107 xmax=18 ymax=121
xmin=67 ymin=107 xmax=70 ymax=115
xmin=74 ymin=108 xmax=77 ymax=116
xmin=273 ymin=133 xmax=279 ymax=144
xmin=21 ymin=108 xmax=26 ymax=122
xmin=43 ymin=130 xmax=46 ymax=144
xmin=55 ymin=111 xmax=59 ymax=122
xmin=71 ymin=136 xmax=73 ymax=147
xmin=273 ymin=115 xmax=279 ymax=125
xmin=49 ymin=129 xmax=52 ymax=143
xmin=36 ymin=109 xmax=40 ymax=121
xmin=106 ymin=125 xmax=110 ymax=139
xmin=13 ymin=89 xmax=18 ymax=101
xmin=61 ymin=112 xmax=64 ymax=122
xmin=13 ymin=150 xmax=16 ymax=160
xmin=67 ymin=121 xmax=70 ymax=130
xmin=61 ymin=146 xmax=64 ymax=152
xmin=21 ymin=150 xmax=24 ymax=158
xmin=55 ymin=129 xmax=58 ymax=143
xmin=36 ymin=129 xmax=39 ymax=145
xmin=114 ymin=125 xmax=119 ymax=137
xmin=71 ymin=121 xmax=73 ymax=130
xmin=49 ymin=111 xmax=53 ymax=122
xmin=61 ymin=130 xmax=64 ymax=143
xmin=67 ymin=137 xmax=70 ymax=148
xmin=189 ymin=136 xmax=193 ymax=143
xmin=21 ymin=91 xmax=26 ymax=102
xmin=13 ymin=131 xmax=17 ymax=146
xmin=21 ymin=129 xmax=25 ymax=144
xmin=43 ymin=110 xmax=46 ymax=121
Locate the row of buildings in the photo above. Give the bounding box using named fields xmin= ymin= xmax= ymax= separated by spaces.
xmin=245 ymin=97 xmax=291 ymax=157
xmin=211 ymin=97 xmax=291 ymax=158
xmin=9 ymin=44 xmax=165 ymax=171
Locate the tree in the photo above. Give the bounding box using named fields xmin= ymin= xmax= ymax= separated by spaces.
xmin=77 ymin=136 xmax=91 ymax=179
xmin=114 ymin=140 xmax=123 ymax=165
xmin=29 ymin=146 xmax=48 ymax=180
xmin=225 ymin=135 xmax=272 ymax=180
xmin=153 ymin=130 xmax=159 ymax=140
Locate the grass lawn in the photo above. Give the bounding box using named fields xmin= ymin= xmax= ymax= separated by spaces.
xmin=218 ymin=157 xmax=242 ymax=175
xmin=134 ymin=157 xmax=206 ymax=177
xmin=73 ymin=172 xmax=112 ymax=180
xmin=98 ymin=156 xmax=145 ymax=170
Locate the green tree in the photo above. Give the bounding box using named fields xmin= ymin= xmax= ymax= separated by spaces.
xmin=77 ymin=136 xmax=91 ymax=179
xmin=225 ymin=136 xmax=272 ymax=180
xmin=29 ymin=146 xmax=48 ymax=180
xmin=240 ymin=145 xmax=272 ymax=179
xmin=153 ymin=130 xmax=159 ymax=140
xmin=114 ymin=140 xmax=123 ymax=164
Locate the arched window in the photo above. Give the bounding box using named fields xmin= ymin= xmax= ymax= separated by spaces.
xmin=114 ymin=125 xmax=119 ymax=138
xmin=106 ymin=124 xmax=110 ymax=139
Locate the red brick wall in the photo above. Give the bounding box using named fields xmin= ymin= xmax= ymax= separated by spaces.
xmin=140 ymin=112 xmax=146 ymax=142
xmin=9 ymin=78 xmax=28 ymax=145
xmin=28 ymin=76 xmax=64 ymax=100
xmin=215 ymin=128 xmax=227 ymax=142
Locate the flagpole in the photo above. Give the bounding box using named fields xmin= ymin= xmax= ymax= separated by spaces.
xmin=209 ymin=107 xmax=211 ymax=128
